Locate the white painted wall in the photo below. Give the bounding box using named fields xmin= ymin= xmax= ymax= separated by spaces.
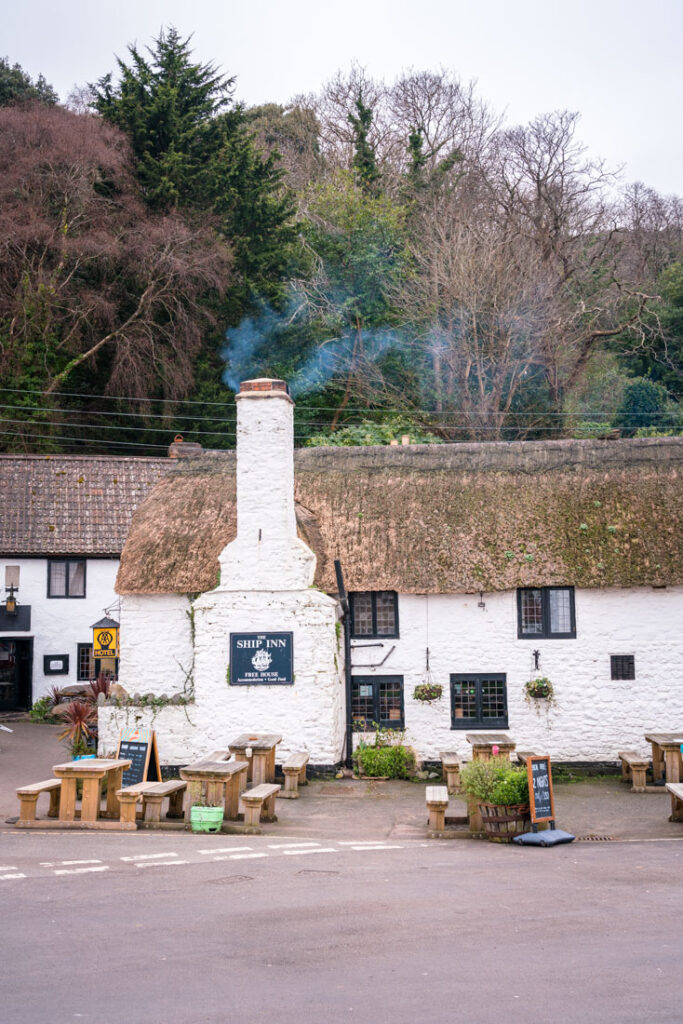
xmin=350 ymin=587 xmax=683 ymax=763
xmin=102 ymin=584 xmax=683 ymax=765
xmin=0 ymin=557 xmax=119 ymax=701
xmin=99 ymin=588 xmax=345 ymax=764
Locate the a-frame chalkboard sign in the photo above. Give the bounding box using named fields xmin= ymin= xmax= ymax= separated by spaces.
xmin=526 ymin=755 xmax=555 ymax=826
xmin=116 ymin=727 xmax=161 ymax=786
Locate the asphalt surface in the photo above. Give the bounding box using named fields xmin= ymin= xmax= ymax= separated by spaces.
xmin=2 ymin=828 xmax=682 ymax=1024
xmin=2 ymin=721 xmax=682 ymax=1023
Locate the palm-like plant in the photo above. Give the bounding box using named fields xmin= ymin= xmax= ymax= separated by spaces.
xmin=54 ymin=699 xmax=97 ymax=756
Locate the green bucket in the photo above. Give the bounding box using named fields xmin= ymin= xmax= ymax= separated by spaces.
xmin=190 ymin=805 xmax=224 ymax=833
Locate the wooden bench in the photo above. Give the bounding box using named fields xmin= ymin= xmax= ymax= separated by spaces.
xmin=280 ymin=752 xmax=310 ymax=799
xmin=117 ymin=780 xmax=187 ymax=826
xmin=16 ymin=780 xmax=61 ymax=823
xmin=666 ymin=783 xmax=683 ymax=821
xmin=516 ymin=751 xmax=538 ymax=767
xmin=618 ymin=750 xmax=650 ymax=792
xmin=439 ymin=752 xmax=461 ymax=793
xmin=241 ymin=783 xmax=281 ymax=826
xmin=426 ymin=785 xmax=449 ymax=831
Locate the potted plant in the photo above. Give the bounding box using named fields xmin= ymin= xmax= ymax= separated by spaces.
xmin=524 ymin=677 xmax=556 ymax=705
xmin=352 ymin=727 xmax=416 ymax=779
xmin=412 ymin=683 xmax=443 ymax=703
xmin=460 ymin=756 xmax=530 ymax=842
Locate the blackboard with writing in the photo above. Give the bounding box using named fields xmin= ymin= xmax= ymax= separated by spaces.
xmin=527 ymin=756 xmax=555 ymax=823
xmin=116 ymin=728 xmax=160 ymax=785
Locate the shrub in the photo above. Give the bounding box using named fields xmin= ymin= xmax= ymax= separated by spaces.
xmin=612 ymin=378 xmax=678 ymax=436
xmin=28 ymin=696 xmax=58 ymax=722
xmin=460 ymin=756 xmax=529 ymax=806
xmin=353 ymin=743 xmax=415 ymax=778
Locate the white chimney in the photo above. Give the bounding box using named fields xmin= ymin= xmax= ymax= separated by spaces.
xmin=217 ymin=378 xmax=316 ymax=591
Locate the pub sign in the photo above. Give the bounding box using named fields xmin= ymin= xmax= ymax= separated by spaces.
xmin=230 ymin=632 xmax=293 ymax=685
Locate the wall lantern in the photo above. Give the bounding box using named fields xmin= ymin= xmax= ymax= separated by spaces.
xmin=5 ymin=583 xmax=18 ymax=616
xmin=4 ymin=565 xmax=20 ymax=616
xmin=91 ymin=616 xmax=120 ymax=659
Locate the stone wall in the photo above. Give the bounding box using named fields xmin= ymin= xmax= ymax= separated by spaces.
xmin=102 ymin=584 xmax=683 ymax=765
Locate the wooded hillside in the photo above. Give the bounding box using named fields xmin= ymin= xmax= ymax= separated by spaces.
xmin=0 ymin=32 xmax=681 ymax=455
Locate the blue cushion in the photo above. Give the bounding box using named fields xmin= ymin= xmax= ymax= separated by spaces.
xmin=513 ymin=828 xmax=575 ymax=847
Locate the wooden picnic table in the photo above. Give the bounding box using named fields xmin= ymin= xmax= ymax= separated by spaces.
xmin=179 ymin=759 xmax=248 ymax=821
xmin=644 ymin=732 xmax=683 ymax=784
xmin=465 ymin=733 xmax=516 ymax=761
xmin=228 ymin=733 xmax=282 ymax=785
xmin=51 ymin=757 xmax=132 ymax=825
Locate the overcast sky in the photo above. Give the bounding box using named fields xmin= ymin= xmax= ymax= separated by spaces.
xmin=4 ymin=0 xmax=682 ymax=194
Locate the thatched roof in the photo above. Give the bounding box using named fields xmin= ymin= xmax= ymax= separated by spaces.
xmin=0 ymin=454 xmax=170 ymax=557
xmin=116 ymin=437 xmax=683 ymax=595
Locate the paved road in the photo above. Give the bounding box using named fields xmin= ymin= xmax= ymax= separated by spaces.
xmin=2 ymin=828 xmax=681 ymax=1024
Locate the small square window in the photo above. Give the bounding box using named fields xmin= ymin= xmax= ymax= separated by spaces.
xmin=611 ymin=655 xmax=635 ymax=680
xmin=518 ymin=587 xmax=575 ymax=639
xmin=48 ymin=559 xmax=86 ymax=598
xmin=351 ymin=676 xmax=404 ymax=730
xmin=350 ymin=592 xmax=398 ymax=639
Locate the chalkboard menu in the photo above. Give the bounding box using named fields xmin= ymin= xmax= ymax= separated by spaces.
xmin=527 ymin=756 xmax=555 ymax=823
xmin=116 ymin=728 xmax=160 ymax=785
xmin=230 ymin=632 xmax=294 ymax=685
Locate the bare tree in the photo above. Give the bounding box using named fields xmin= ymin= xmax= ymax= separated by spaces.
xmin=0 ymin=103 xmax=231 ymax=406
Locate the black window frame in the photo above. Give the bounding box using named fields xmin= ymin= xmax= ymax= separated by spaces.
xmin=450 ymin=673 xmax=509 ymax=730
xmin=349 ymin=591 xmax=399 ymax=639
xmin=351 ymin=675 xmax=405 ymax=730
xmin=517 ymin=587 xmax=576 ymax=639
xmin=47 ymin=558 xmax=87 ymax=599
xmin=611 ymin=655 xmax=635 ymax=680
xmin=77 ymin=643 xmax=94 ymax=682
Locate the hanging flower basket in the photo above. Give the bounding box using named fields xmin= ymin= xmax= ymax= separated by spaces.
xmin=524 ymin=677 xmax=555 ymax=704
xmin=412 ymin=683 xmax=443 ymax=703
xmin=478 ymin=802 xmax=531 ymax=843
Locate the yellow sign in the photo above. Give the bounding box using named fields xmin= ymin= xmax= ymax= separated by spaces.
xmin=93 ymin=626 xmax=119 ymax=660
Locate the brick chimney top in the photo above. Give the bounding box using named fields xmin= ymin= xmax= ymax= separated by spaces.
xmin=238 ymin=378 xmax=292 ymax=401
xmin=168 ymin=435 xmax=203 ymax=459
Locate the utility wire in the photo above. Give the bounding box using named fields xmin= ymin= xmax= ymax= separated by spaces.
xmin=0 ymin=387 xmax=660 ymax=419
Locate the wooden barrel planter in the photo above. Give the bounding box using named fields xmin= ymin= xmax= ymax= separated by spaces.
xmin=478 ymin=802 xmax=530 ymax=842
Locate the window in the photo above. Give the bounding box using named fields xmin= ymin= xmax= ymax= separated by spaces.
xmin=48 ymin=559 xmax=86 ymax=598
xmin=451 ymin=674 xmax=508 ymax=730
xmin=517 ymin=587 xmax=575 ymax=639
xmin=77 ymin=643 xmax=94 ymax=682
xmin=350 ymin=592 xmax=398 ymax=638
xmin=611 ymin=655 xmax=635 ymax=680
xmin=351 ymin=676 xmax=404 ymax=729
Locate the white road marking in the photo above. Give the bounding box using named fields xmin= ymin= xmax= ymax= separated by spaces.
xmin=0 ymin=865 xmax=18 ymax=870
xmin=39 ymin=862 xmax=55 ymax=867
xmin=198 ymin=846 xmax=252 ymax=855
xmin=54 ymin=866 xmax=110 ymax=876
xmin=135 ymin=860 xmax=189 ymax=868
xmin=350 ymin=845 xmax=403 ymax=851
xmin=281 ymin=847 xmax=337 ymax=856
xmin=267 ymin=842 xmax=320 ymax=849
xmin=338 ymin=840 xmax=390 ymax=846
xmin=60 ymin=859 xmax=102 ymax=865
xmin=121 ymin=852 xmax=179 ymax=862
xmin=0 ymin=872 xmax=25 ymax=880
xmin=228 ymin=852 xmax=268 ymax=860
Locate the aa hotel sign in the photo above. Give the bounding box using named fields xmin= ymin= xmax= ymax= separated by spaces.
xmin=229 ymin=632 xmax=294 ymax=685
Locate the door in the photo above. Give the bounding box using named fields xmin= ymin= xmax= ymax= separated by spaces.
xmin=0 ymin=638 xmax=33 ymax=711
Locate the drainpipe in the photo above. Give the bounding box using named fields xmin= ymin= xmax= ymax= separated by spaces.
xmin=334 ymin=559 xmax=354 ymax=769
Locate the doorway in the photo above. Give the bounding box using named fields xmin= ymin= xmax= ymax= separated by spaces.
xmin=0 ymin=638 xmax=33 ymax=711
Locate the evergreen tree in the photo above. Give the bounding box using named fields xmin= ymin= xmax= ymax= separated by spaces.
xmin=92 ymin=28 xmax=296 ymax=311
xmin=0 ymin=57 xmax=58 ymax=106
xmin=348 ymin=90 xmax=380 ymax=193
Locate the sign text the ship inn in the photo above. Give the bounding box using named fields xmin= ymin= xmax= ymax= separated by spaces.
xmin=229 ymin=632 xmax=294 ymax=685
